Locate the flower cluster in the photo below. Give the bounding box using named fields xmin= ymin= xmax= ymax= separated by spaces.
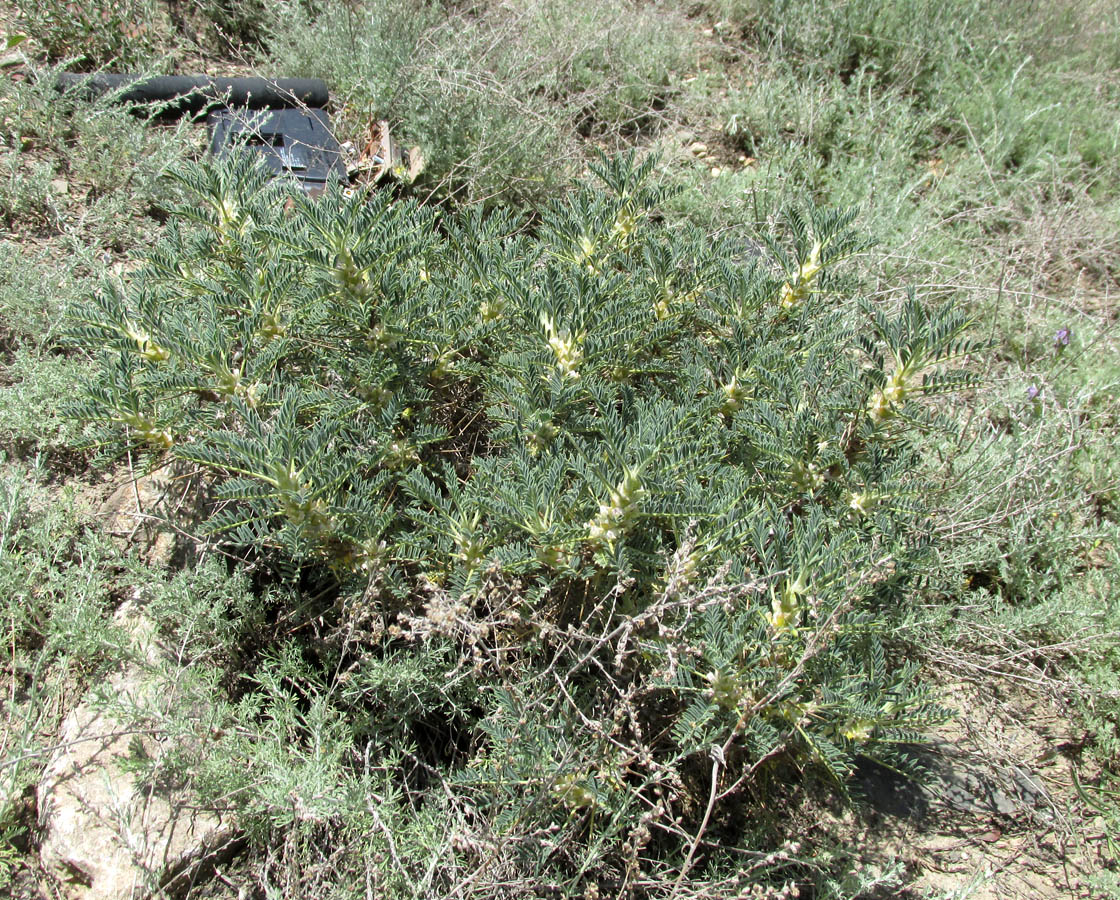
xmin=124 ymin=321 xmax=170 ymax=363
xmin=867 ymin=370 xmax=908 ymax=423
xmin=718 ymin=374 xmax=748 ymax=418
xmin=587 ymin=468 xmax=645 ymax=548
xmin=541 ymin=313 xmax=584 ymax=379
xmin=769 ymin=572 xmax=809 ymax=631
xmin=777 ymin=239 xmax=822 ymax=310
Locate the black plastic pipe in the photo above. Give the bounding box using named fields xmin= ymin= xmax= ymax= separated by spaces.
xmin=53 ymin=74 xmax=329 ymax=113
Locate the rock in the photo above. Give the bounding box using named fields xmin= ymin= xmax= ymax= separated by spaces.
xmin=0 ymin=49 xmax=27 ymax=70
xmin=688 ymin=141 xmax=708 ymax=156
xmin=930 ymin=753 xmax=1049 ymax=818
xmin=37 ymin=605 xmax=234 ymax=899
xmin=854 ymin=741 xmax=1053 ymax=823
xmin=97 ymin=464 xmax=187 ymax=567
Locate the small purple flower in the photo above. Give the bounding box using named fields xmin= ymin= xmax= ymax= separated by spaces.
xmin=1054 ymin=328 xmax=1070 ymax=347
xmin=1027 ymin=385 xmax=1040 ymax=400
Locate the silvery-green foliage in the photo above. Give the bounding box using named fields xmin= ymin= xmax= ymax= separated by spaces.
xmin=68 ymin=153 xmax=979 ymax=895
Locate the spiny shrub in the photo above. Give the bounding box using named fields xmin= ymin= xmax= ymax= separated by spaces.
xmin=69 ymin=154 xmax=981 ymax=895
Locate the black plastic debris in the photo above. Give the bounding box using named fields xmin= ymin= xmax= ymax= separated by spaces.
xmin=54 ymin=74 xmax=329 ymax=115
xmin=54 ymin=74 xmax=346 ymax=193
xmin=208 ymin=107 xmax=346 ymax=193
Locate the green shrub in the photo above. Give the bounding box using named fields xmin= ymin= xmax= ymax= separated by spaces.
xmin=0 ymin=461 xmax=126 ymax=886
xmin=0 ymin=72 xmax=194 ymax=247
xmin=198 ymin=0 xmax=270 ymax=49
xmin=0 ymin=351 xmax=92 ymax=458
xmin=68 ymin=154 xmax=981 ymax=894
xmin=711 ymin=0 xmax=999 ymax=97
xmin=18 ymin=0 xmax=161 ymax=68
xmin=265 ymin=0 xmax=695 ymax=203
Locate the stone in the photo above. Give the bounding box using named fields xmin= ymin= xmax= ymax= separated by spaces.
xmin=37 ymin=605 xmax=234 ymax=899
xmin=854 ymin=740 xmax=1052 ymax=823
xmin=97 ymin=464 xmax=194 ymax=568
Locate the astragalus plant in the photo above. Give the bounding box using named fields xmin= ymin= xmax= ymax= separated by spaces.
xmin=68 ymin=154 xmax=980 ymax=897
